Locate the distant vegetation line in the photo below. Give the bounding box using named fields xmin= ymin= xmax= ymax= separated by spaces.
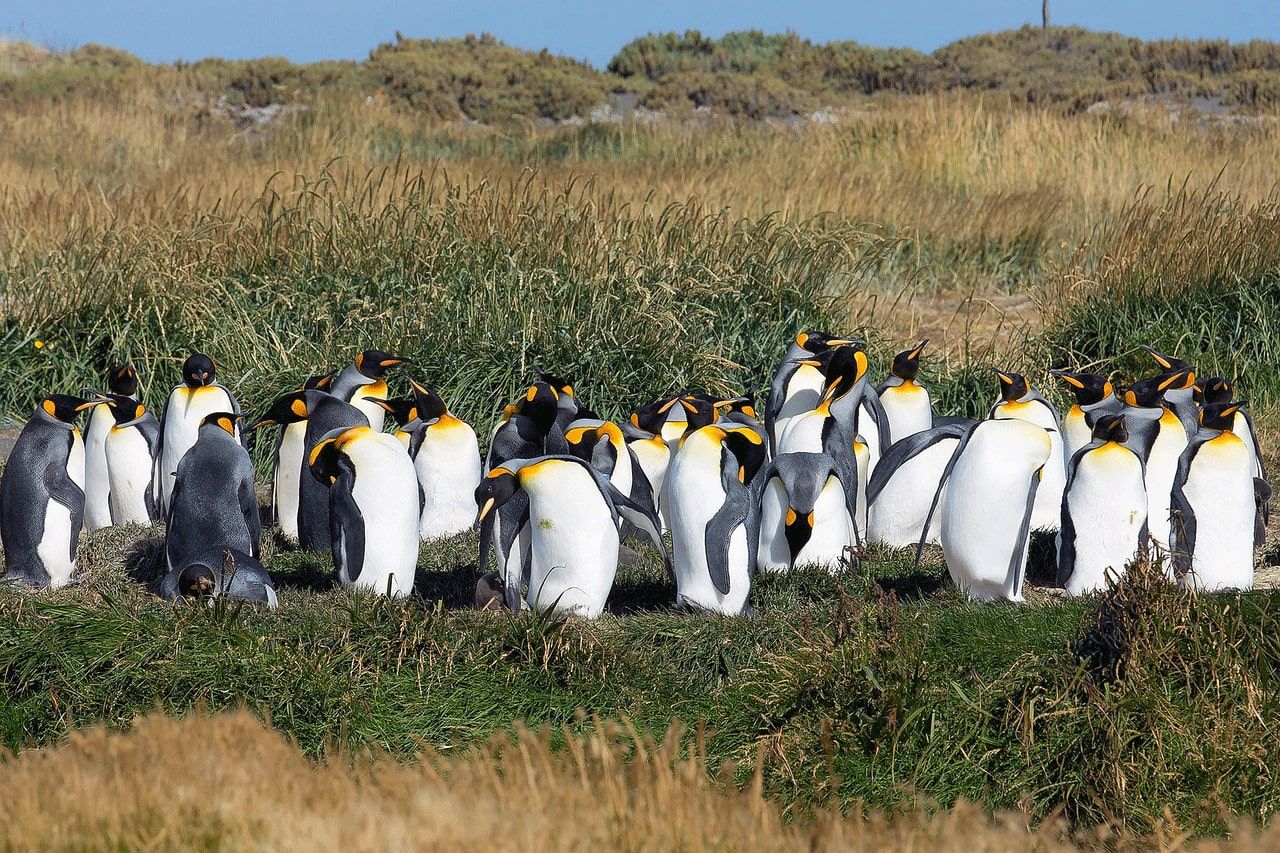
xmin=4 ymin=25 xmax=1280 ymax=123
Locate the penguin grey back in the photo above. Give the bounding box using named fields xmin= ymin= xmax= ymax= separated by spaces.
xmin=165 ymin=417 xmax=260 ymax=572
xmin=297 ymin=394 xmax=369 ymax=550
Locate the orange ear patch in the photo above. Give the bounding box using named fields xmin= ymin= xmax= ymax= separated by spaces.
xmin=41 ymin=399 xmax=56 ymax=417
xmin=290 ymin=399 xmax=308 ymax=418
xmin=216 ymin=417 xmax=236 ymax=435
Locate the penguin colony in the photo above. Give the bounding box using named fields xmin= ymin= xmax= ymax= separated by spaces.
xmin=0 ymin=338 xmax=1269 ymax=614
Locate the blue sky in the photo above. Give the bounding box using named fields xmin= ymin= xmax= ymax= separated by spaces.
xmin=4 ymin=1 xmax=1278 ymax=67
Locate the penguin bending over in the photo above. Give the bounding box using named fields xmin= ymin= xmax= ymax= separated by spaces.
xmin=488 ymin=382 xmax=568 ymax=469
xmin=475 ymin=455 xmax=666 ymax=617
xmin=1050 ymin=369 xmax=1121 ymax=463
xmin=766 ymin=331 xmax=859 ymax=454
xmin=1057 ymin=414 xmax=1148 ymax=596
xmin=297 ymin=394 xmax=369 ymax=551
xmin=0 ymin=394 xmax=94 ymax=588
xmin=83 ymin=364 xmax=138 ymax=532
xmin=377 ymin=378 xmax=483 ymax=540
xmin=100 ymin=395 xmax=160 ymax=526
xmin=1170 ymin=401 xmax=1259 ymax=592
xmin=876 ymin=340 xmax=933 ymax=443
xmin=309 ymin=425 xmax=420 ymax=598
xmin=665 ymin=424 xmax=767 ymax=615
xmin=918 ymin=417 xmax=1052 ymax=602
xmin=867 ymin=421 xmax=972 ymax=548
xmin=756 ymin=452 xmax=856 ymax=573
xmin=165 ymin=413 xmax=260 ymax=574
xmin=329 ymin=349 xmax=410 ymax=432
xmin=156 ymin=354 xmax=242 ymax=515
xmin=988 ymin=369 xmax=1064 ymax=532
xmin=161 ymin=548 xmax=277 ymax=608
xmin=1119 ymin=373 xmax=1190 ymax=554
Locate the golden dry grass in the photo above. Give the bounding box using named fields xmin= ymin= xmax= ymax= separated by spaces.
xmin=0 ymin=710 xmax=1271 ymax=851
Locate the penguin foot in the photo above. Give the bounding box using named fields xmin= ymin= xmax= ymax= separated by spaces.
xmin=474 ymin=572 xmax=506 ymax=610
xmin=0 ymin=571 xmax=47 ymax=590
xmin=739 ymin=603 xmax=761 ymax=621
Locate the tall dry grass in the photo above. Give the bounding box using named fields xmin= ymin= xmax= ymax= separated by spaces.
xmin=0 ymin=709 xmax=1271 ymax=851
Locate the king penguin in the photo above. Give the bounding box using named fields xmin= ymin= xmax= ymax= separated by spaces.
xmin=988 ymin=369 xmax=1064 ymax=532
xmin=920 ymin=417 xmax=1052 ymax=602
xmin=0 ymin=394 xmax=94 ymax=588
xmin=866 ymin=421 xmax=972 ymax=548
xmin=1057 ymin=413 xmax=1148 ymax=596
xmin=100 ymin=395 xmax=161 ymax=526
xmin=1050 ymin=369 xmax=1122 ymax=463
xmin=665 ymin=424 xmax=767 ymax=615
xmin=876 ymin=340 xmax=933 ymax=443
xmin=766 ymin=331 xmax=859 ymax=454
xmin=378 ymin=378 xmax=483 ymax=541
xmin=308 ymin=425 xmax=420 ymax=598
xmin=83 ymin=364 xmax=138 ymax=532
xmin=476 ymin=455 xmax=665 ymax=617
xmin=1200 ymin=377 xmax=1265 ymax=480
xmin=1141 ymin=346 xmax=1199 ymax=439
xmin=161 ymin=547 xmax=277 ymax=608
xmin=488 ymin=381 xmax=567 ymax=469
xmin=155 ymin=354 xmax=242 ymax=515
xmin=1170 ymin=401 xmax=1259 ymax=592
xmin=565 ymin=417 xmax=659 ymax=525
xmin=1119 ymin=372 xmax=1191 ymax=554
xmin=329 ymin=349 xmax=410 ymax=432
xmin=165 ymin=413 xmax=260 ymax=574
xmin=252 ymin=389 xmax=333 ymax=544
xmin=756 ymin=452 xmax=856 ymax=573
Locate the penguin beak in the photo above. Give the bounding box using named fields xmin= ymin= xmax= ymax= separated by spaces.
xmin=74 ymin=399 xmax=105 ymax=412
xmin=250 ymin=417 xmax=276 ymax=430
xmin=476 ymin=498 xmax=496 ymax=525
xmin=379 ymin=355 xmax=411 ymax=368
xmin=907 ymin=339 xmax=928 ymax=360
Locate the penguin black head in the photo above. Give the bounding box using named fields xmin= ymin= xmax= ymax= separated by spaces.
xmin=783 ymin=505 xmax=815 ymax=563
xmin=515 ymin=382 xmax=561 ymax=437
xmin=811 ymin=345 xmax=869 ymax=404
xmin=176 ymin=563 xmax=218 ymax=599
xmin=198 ymin=411 xmax=241 ymax=436
xmin=1050 ymin=369 xmax=1112 ymax=406
xmin=252 ymin=392 xmax=312 ymax=429
xmin=1200 ymin=401 xmax=1246 ymax=432
xmin=889 ymin=340 xmax=928 ymax=382
xmin=1198 ymin=376 xmax=1233 ymax=405
xmin=714 ymin=393 xmax=757 ymax=420
xmin=679 ymin=394 xmax=718 ymax=432
xmin=629 ymin=397 xmax=670 ymax=435
xmin=372 ymin=397 xmax=420 ymax=428
xmin=302 ymin=373 xmax=334 ymax=392
xmin=353 ymin=349 xmax=411 ymax=379
xmin=1123 ymin=368 xmax=1192 ymax=408
xmin=107 ymin=364 xmax=139 ymax=397
xmin=104 ymin=395 xmax=148 ymax=426
xmin=39 ymin=394 xmax=95 ymax=424
xmin=795 ymin=330 xmax=861 ymax=354
xmin=474 ymin=468 xmax=520 ymax=526
xmin=181 ymin=354 xmax=216 ymax=388
xmin=720 ymin=427 xmax=767 ymax=485
xmin=1141 ymin=345 xmax=1192 ymax=375
xmin=992 ymin=369 xmax=1029 ymax=403
xmin=408 ymin=377 xmax=449 ymax=423
xmin=307 ymin=433 xmax=359 ymax=486
xmin=532 ymin=367 xmax=575 ymax=399
xmin=1091 ymin=412 xmax=1129 ymax=445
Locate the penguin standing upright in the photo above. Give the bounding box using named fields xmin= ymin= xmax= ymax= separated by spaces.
xmin=922 ymin=417 xmax=1052 ymax=602
xmin=1142 ymin=346 xmax=1199 ymax=439
xmin=1119 ymin=372 xmax=1191 ymax=553
xmin=665 ymin=424 xmax=767 ymax=615
xmin=1200 ymin=377 xmax=1265 ymax=480
xmin=155 ymin=354 xmax=242 ymax=515
xmin=0 ymin=395 xmax=93 ymax=588
xmin=988 ymin=370 xmax=1064 ymax=532
xmin=876 ymin=340 xmax=933 ymax=443
xmin=1057 ymin=414 xmax=1148 ymax=596
xmin=329 ymin=349 xmax=410 ymax=432
xmin=1050 ymin=369 xmax=1121 ymax=463
xmin=756 ymin=452 xmax=856 ymax=573
xmin=101 ymin=396 xmax=161 ymax=526
xmin=252 ymin=389 xmax=332 ymax=544
xmin=378 ymin=378 xmax=483 ymax=540
xmin=766 ymin=331 xmax=858 ymax=453
xmin=83 ymin=364 xmax=138 ymax=532
xmin=867 ymin=421 xmax=972 ymax=548
xmin=165 ymin=413 xmax=260 ymax=573
xmin=1170 ymin=401 xmax=1259 ymax=592
xmin=297 ymin=394 xmax=369 ymax=551
xmin=308 ymin=425 xmax=420 ymax=598
xmin=476 ymin=455 xmax=665 ymax=617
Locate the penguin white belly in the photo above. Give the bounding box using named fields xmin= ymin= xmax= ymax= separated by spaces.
xmin=416 ymin=420 xmax=483 ymax=540
xmin=159 ymin=386 xmax=235 ymax=510
xmin=757 ymin=478 xmax=792 ymax=573
xmin=347 ymin=435 xmax=419 ymax=597
xmin=1145 ymin=416 xmax=1189 ymax=554
xmin=1063 ymin=408 xmax=1092 ymax=465
xmin=629 ymin=437 xmax=669 ymax=527
xmin=37 ymin=433 xmax=85 ymax=589
xmin=853 ymin=438 xmax=870 ymax=539
xmin=868 ymin=437 xmax=959 ymax=548
xmin=666 ymin=440 xmax=749 ymax=614
xmin=1062 ymin=447 xmax=1147 ymax=596
xmin=1180 ymin=437 xmax=1255 ymax=592
xmin=796 ymin=476 xmax=855 ymax=571
xmin=941 ymin=420 xmax=1051 ymax=602
xmin=856 ymin=399 xmax=883 ymax=477
xmin=881 ymin=384 xmax=932 ymax=443
xmin=83 ymin=408 xmax=113 ymax=532
xmin=274 ymin=422 xmax=307 ymax=542
xmin=776 ymin=411 xmax=826 ymax=456
xmin=105 ymin=428 xmax=154 ymax=526
xmin=350 ymin=381 xmax=389 ymax=433
xmin=773 ymin=366 xmax=825 ymax=445
xmin=522 ymin=462 xmax=619 ymax=618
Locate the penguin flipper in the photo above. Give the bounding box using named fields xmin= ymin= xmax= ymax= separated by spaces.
xmin=239 ymin=470 xmax=262 ymax=561
xmin=608 ymin=481 xmax=671 ymax=581
xmin=139 ymin=416 xmax=163 ymax=522
xmin=914 ymin=425 xmax=979 ymax=569
xmin=1168 ymin=441 xmax=1202 ymax=581
xmin=626 ymin=447 xmax=658 ymax=516
xmin=1056 ymin=489 xmax=1077 ymax=588
xmin=497 ymin=491 xmax=532 ymax=613
xmin=1006 ymin=468 xmax=1042 ymax=599
xmin=43 ymin=444 xmax=85 ymax=563
xmin=406 ymin=423 xmax=427 ymax=461
xmin=862 ymin=388 xmax=893 ymax=450
xmin=1244 ymin=409 xmax=1266 ymax=480
xmin=704 ymin=456 xmax=754 ymax=597
xmin=329 ymin=462 xmax=365 ymax=585
xmin=866 ymin=422 xmax=969 ymax=507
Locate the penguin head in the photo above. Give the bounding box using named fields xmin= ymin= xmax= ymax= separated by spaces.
xmin=107 ymin=364 xmax=139 ymax=396
xmin=1200 ymin=401 xmax=1246 ymax=432
xmin=992 ymin=369 xmax=1029 ymax=403
xmin=307 ymin=434 xmax=356 ymax=486
xmin=39 ymin=394 xmax=96 ymax=424
xmin=181 ymin=354 xmax=216 ymax=388
xmin=176 ymin=563 xmax=218 ymax=599
xmin=1141 ymin=345 xmax=1192 ymax=374
xmin=795 ymin=330 xmax=861 ymax=354
xmin=889 ymin=340 xmax=928 ymax=381
xmin=1090 ymin=412 xmax=1129 ymax=445
xmin=630 ymin=396 xmax=674 ymax=435
xmin=783 ymin=505 xmax=815 ymax=563
xmin=104 ymin=395 xmax=148 ymax=427
xmin=407 ymin=378 xmax=450 ymax=424
xmin=714 ymin=393 xmax=757 ymax=420
xmin=198 ymin=411 xmax=241 ymax=436
xmin=532 ymin=367 xmax=575 ymax=400
xmin=1123 ymin=374 xmax=1170 ymax=409
xmin=813 ymin=345 xmax=869 ymax=405
xmin=353 ymin=349 xmax=411 ymax=379
xmin=515 ymin=382 xmax=560 ymax=436
xmin=302 ymin=373 xmax=335 ymax=392
xmin=719 ymin=427 xmax=767 ymax=485
xmin=252 ymin=392 xmax=312 ymax=429
xmin=1198 ymin=376 xmax=1232 ymax=405
xmin=372 ymin=397 xmax=420 ymax=428
xmin=474 ymin=468 xmax=520 ymax=526
xmin=678 ymin=394 xmax=718 ymax=433
xmin=1050 ymin=369 xmax=1112 ymax=406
